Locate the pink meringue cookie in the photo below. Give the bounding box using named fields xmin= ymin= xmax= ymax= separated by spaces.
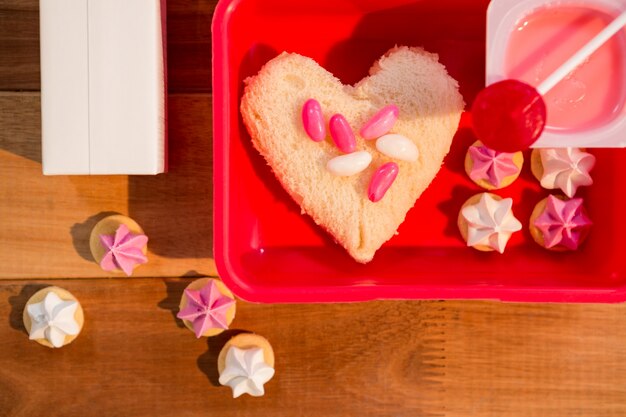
xmin=177 ymin=280 xmax=236 ymax=338
xmin=467 ymin=142 xmax=521 ymax=188
xmin=533 ymin=195 xmax=592 ymax=250
xmin=99 ymin=224 xmax=148 ymax=276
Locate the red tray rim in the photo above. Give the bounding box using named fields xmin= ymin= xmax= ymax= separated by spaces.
xmin=210 ymin=0 xmax=626 ymax=304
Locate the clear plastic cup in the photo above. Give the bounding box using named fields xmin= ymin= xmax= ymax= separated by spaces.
xmin=487 ymin=0 xmax=626 ymax=147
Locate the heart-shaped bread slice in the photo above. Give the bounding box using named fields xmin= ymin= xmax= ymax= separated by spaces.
xmin=241 ymin=46 xmax=464 ymax=263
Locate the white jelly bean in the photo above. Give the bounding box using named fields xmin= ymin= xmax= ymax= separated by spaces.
xmin=375 ymin=134 xmax=419 ymax=162
xmin=326 ymin=151 xmax=372 ymax=176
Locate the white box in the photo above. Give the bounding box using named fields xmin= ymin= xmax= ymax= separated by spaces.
xmin=40 ymin=0 xmax=167 ymax=175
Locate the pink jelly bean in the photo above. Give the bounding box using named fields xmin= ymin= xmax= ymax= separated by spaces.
xmin=301 ymin=99 xmax=326 ymax=142
xmin=329 ymin=114 xmax=356 ymax=153
xmin=359 ymin=105 xmax=399 ymax=140
xmin=368 ymin=162 xmax=399 ymax=202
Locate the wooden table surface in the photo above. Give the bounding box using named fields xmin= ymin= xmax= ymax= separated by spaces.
xmin=2 ymin=1 xmax=626 ymax=416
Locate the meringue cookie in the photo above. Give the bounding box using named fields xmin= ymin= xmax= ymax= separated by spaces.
xmin=458 ymin=193 xmax=522 ymax=253
xmin=531 ymin=148 xmax=595 ymax=197
xmin=217 ymin=334 xmax=275 ymax=398
xmin=89 ymin=214 xmax=148 ymax=276
xmin=530 ymin=195 xmax=592 ymax=251
xmin=23 ymin=287 xmax=84 ymax=348
xmin=219 ymin=346 xmax=275 ymax=398
xmin=99 ymin=224 xmax=148 ymax=276
xmin=465 ymin=140 xmax=523 ymax=190
xmin=177 ymin=278 xmax=236 ymax=338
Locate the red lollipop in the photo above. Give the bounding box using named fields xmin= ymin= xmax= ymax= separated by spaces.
xmin=471 ymin=80 xmax=546 ymax=153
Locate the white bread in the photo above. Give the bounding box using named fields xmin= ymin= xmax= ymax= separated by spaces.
xmin=241 ymin=46 xmax=463 ymax=263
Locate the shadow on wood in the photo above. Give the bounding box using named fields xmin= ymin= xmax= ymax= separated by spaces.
xmin=8 ymin=283 xmax=48 ymax=332
xmin=0 ymin=93 xmax=42 ymax=163
xmin=197 ymin=329 xmax=249 ymax=387
xmin=157 ymin=274 xmax=204 ymax=329
xmin=69 ymin=211 xmax=119 ymax=262
xmin=128 ymin=95 xmax=212 ymax=259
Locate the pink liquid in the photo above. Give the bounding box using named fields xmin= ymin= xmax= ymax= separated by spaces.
xmin=505 ymin=5 xmax=626 ymax=132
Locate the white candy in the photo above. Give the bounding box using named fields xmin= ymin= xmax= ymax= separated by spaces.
xmin=375 ymin=134 xmax=419 ymax=162
xmin=326 ymin=151 xmax=372 ymax=176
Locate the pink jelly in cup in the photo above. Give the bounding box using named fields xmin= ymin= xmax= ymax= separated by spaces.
xmin=505 ymin=4 xmax=626 ymax=132
xmin=486 ymin=0 xmax=626 ymax=149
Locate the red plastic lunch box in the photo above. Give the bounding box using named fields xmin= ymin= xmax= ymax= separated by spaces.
xmin=212 ymin=0 xmax=626 ymax=303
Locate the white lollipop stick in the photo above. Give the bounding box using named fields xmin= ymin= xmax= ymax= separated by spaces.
xmin=537 ymin=9 xmax=626 ymax=95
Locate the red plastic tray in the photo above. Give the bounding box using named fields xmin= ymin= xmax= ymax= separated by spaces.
xmin=212 ymin=0 xmax=626 ymax=303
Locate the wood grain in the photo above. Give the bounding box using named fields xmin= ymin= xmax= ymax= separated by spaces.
xmin=442 ymin=303 xmax=626 ymax=417
xmin=3 ymin=1 xmax=626 ymax=416
xmin=0 ymin=92 xmax=216 ymax=279
xmin=0 ymin=0 xmax=217 ymax=92
xmin=0 ymin=279 xmax=447 ymax=417
xmin=1 ymin=279 xmax=626 ymax=416
xmin=0 ymin=1 xmax=39 ymax=91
